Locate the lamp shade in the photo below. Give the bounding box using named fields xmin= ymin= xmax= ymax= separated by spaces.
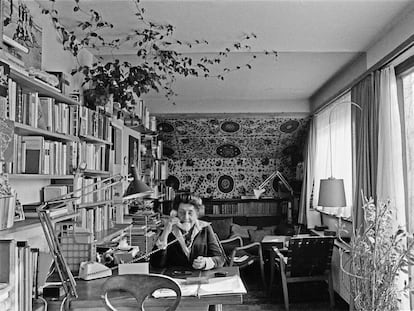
xmin=318 ymin=178 xmax=346 ymax=207
xmin=123 ymin=165 xmax=153 ymax=200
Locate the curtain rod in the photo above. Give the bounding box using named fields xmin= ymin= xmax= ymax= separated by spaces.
xmin=313 ymin=33 xmax=414 ymax=116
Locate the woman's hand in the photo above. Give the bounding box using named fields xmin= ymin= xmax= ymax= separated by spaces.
xmin=164 ymin=216 xmax=180 ymax=234
xmin=192 ymin=256 xmax=207 ymax=270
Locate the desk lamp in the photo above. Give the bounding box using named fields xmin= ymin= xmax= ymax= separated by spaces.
xmin=37 ymin=164 xmax=152 ymax=299
xmin=253 ymin=170 xmax=294 ymax=199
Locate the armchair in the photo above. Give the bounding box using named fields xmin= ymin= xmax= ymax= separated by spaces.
xmin=216 ymin=234 xmax=266 ymax=290
xmin=270 ymin=236 xmax=335 ymax=311
xmin=102 ymin=274 xmax=181 ymax=311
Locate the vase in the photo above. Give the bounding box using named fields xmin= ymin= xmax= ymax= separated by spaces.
xmin=0 ymin=195 xmax=15 ymax=230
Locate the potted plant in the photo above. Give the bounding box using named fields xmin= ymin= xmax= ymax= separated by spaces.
xmin=338 ymin=195 xmax=414 ymax=311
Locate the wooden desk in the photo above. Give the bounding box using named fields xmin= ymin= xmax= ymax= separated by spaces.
xmin=62 ymin=266 xmax=243 ymax=311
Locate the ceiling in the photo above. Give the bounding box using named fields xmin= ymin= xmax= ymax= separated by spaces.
xmin=33 ymin=0 xmax=414 ymax=114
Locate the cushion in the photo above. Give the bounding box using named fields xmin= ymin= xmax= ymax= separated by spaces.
xmin=210 ymin=218 xmax=233 ymax=240
xmin=231 ymin=224 xmax=258 ymax=239
xmin=248 ymin=228 xmax=274 ymax=242
xmin=262 ymin=225 xmax=278 ymax=234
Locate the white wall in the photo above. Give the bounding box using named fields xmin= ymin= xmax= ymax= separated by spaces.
xmin=146 ymin=97 xmax=310 ymax=114
xmin=366 ymin=4 xmax=414 ymax=69
xmin=25 ymin=2 xmax=94 ymax=94
xmin=310 ymin=4 xmax=414 ymax=112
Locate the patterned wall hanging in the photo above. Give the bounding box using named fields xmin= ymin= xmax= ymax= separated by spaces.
xmin=158 ymin=115 xmax=309 ymax=199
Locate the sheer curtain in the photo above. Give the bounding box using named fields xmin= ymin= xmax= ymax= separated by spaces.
xmin=377 ymin=65 xmax=408 ymax=311
xmin=313 ymin=93 xmax=353 ymax=217
xmin=401 ymin=71 xmax=414 ymax=232
xmin=377 ymin=66 xmax=406 ymax=227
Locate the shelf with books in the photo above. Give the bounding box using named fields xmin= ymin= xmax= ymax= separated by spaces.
xmin=95 ymin=223 xmax=132 ymax=245
xmin=8 ymin=174 xmax=74 ymax=180
xmin=78 ymin=134 xmax=112 ymax=145
xmin=9 ymin=68 xmax=79 ymax=106
xmin=0 ymin=212 xmax=80 ymax=235
xmin=83 ymin=169 xmax=111 ymax=177
xmin=78 ymin=200 xmax=114 ymax=209
xmin=14 ymin=123 xmax=79 ymax=143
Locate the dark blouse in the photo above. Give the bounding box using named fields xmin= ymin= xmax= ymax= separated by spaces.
xmin=150 ymin=224 xmax=225 ymax=269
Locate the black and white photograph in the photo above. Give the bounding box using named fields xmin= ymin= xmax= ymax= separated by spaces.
xmin=1 ymin=1 xmax=414 ymax=310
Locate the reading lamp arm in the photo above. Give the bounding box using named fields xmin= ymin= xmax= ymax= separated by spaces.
xmin=37 ymin=174 xmax=125 ymax=211
xmin=275 ymin=171 xmax=294 ymax=196
xmin=257 ymin=170 xmax=294 ymax=195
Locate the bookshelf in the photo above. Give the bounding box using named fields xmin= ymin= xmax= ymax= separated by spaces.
xmin=0 ymin=58 xmax=164 ymax=308
xmin=202 ymin=198 xmax=292 ymax=227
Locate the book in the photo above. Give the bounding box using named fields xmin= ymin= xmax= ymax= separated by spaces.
xmin=43 ymin=185 xmax=68 ymax=202
xmin=22 ymin=136 xmax=44 ymax=174
xmin=37 ymin=97 xmax=53 ymax=131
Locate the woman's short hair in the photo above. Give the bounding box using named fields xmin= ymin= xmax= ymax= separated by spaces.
xmin=172 ymin=193 xmax=204 ymax=212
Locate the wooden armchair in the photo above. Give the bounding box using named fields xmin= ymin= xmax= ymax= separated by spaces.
xmin=102 ymin=274 xmax=181 ymax=311
xmin=271 ymin=236 xmax=335 ymax=311
xmin=216 ymin=234 xmax=266 ymax=290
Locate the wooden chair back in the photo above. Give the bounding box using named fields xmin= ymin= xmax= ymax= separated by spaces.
xmin=286 ymin=236 xmax=335 ymax=277
xmin=102 ymin=274 xmax=181 ymax=311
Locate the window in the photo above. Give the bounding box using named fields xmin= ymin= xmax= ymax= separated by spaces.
xmin=313 ymin=93 xmax=353 ymax=216
xmin=400 ymin=71 xmax=414 ymax=232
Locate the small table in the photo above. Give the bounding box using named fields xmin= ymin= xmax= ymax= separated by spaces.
xmin=261 ymin=235 xmax=290 ymax=251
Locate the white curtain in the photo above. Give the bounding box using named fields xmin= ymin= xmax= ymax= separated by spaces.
xmin=302 ymin=119 xmax=321 ymax=227
xmin=377 ymin=66 xmax=406 ymax=227
xmin=377 ymin=65 xmax=408 ymax=310
xmin=314 ymin=93 xmax=353 ymax=217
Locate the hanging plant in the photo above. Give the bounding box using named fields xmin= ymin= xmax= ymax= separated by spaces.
xmin=36 ymin=0 xmax=278 ymax=108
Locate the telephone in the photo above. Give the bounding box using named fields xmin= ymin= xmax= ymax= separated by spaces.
xmin=79 ymin=261 xmax=112 ymax=280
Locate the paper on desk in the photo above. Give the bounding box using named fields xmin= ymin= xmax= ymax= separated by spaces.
xmin=152 ymin=278 xmax=198 ymax=297
xmin=152 ymin=275 xmax=247 ymax=298
xmin=198 ymin=275 xmax=246 ymax=296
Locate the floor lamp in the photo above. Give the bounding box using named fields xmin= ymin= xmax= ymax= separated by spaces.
xmin=318 ymin=101 xmax=361 ymax=219
xmin=37 ymin=165 xmax=152 ymax=299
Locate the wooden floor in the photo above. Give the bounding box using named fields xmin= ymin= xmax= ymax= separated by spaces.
xmin=222 ymin=265 xmax=349 ymax=311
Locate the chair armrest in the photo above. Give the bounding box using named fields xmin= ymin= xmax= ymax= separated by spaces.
xmin=273 ymin=247 xmax=287 ymax=265
xmin=229 ymin=242 xmax=263 ymax=267
xmin=233 ymin=241 xmax=261 ymax=252
xmin=220 ymin=235 xmax=243 ymax=247
xmin=273 ymin=247 xmax=287 ymax=268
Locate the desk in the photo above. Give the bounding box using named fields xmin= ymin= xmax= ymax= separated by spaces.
xmin=52 ymin=266 xmax=243 ymax=311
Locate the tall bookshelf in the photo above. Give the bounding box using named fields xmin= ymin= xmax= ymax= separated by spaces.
xmin=0 ymin=58 xmax=166 ymax=308
xmin=0 ymin=61 xmax=129 ymax=269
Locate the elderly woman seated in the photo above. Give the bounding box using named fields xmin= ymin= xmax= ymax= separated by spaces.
xmin=150 ymin=194 xmax=225 ymax=270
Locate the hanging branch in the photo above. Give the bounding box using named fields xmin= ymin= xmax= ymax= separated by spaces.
xmin=35 ymin=0 xmax=278 ymax=108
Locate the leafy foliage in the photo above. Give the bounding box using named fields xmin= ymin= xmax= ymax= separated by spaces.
xmin=38 ymin=0 xmax=278 ymax=108
xmin=338 ymin=196 xmax=414 ymax=311
xmin=0 ymin=173 xmax=12 ymax=197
